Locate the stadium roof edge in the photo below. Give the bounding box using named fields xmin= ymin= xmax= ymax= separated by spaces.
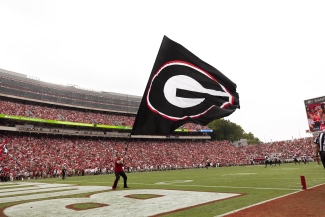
xmin=0 ymin=68 xmax=27 ymax=78
xmin=0 ymin=67 xmax=141 ymax=100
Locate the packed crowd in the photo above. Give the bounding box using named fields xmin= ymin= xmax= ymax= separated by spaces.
xmin=0 ymin=99 xmax=210 ymax=130
xmin=0 ymin=99 xmax=135 ymax=126
xmin=0 ymin=133 xmax=315 ymax=181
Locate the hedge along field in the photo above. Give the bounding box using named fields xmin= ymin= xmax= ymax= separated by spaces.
xmin=1 ymin=162 xmax=324 ymax=217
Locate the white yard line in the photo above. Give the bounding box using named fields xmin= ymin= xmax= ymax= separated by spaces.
xmin=216 ymin=183 xmax=325 ymax=217
xmin=128 ymin=182 xmax=302 ymax=191
xmin=0 ymin=182 xmax=35 ymax=189
xmin=0 ymin=183 xmax=72 ymax=193
xmin=0 ymin=182 xmax=46 ymax=185
xmin=0 ymin=186 xmax=76 ymax=197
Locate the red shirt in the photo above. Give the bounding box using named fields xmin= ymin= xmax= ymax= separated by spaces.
xmin=314 ymin=114 xmax=321 ymax=122
xmin=114 ymin=158 xmax=124 ymax=172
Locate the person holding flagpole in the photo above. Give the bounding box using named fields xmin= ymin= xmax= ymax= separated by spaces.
xmin=112 ymin=153 xmax=129 ymax=190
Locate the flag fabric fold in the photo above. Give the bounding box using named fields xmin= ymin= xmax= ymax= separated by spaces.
xmin=131 ymin=36 xmax=240 ymax=135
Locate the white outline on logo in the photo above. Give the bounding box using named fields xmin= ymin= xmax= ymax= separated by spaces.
xmin=146 ymin=60 xmax=234 ymax=121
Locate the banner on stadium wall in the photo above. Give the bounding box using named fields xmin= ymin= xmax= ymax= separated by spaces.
xmin=0 ymin=114 xmax=128 ymax=130
xmin=0 ymin=114 xmax=209 ymax=132
xmin=304 ymin=96 xmax=325 ymax=132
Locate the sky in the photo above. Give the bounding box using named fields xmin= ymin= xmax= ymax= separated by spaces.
xmin=0 ymin=0 xmax=325 ymax=142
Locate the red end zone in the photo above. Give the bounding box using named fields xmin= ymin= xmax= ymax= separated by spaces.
xmin=224 ymin=184 xmax=325 ymax=217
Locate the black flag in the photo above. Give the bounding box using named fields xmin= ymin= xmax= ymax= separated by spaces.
xmin=131 ymin=36 xmax=240 ymax=135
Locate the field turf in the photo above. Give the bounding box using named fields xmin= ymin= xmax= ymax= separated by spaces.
xmin=1 ymin=162 xmax=324 ymax=216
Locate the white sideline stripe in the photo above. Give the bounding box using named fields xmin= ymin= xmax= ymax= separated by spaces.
xmin=0 ymin=183 xmax=38 ymax=188
xmin=0 ymin=182 xmax=59 ymax=187
xmin=0 ymin=186 xmax=76 ymax=197
xmin=0 ymin=183 xmax=72 ymax=193
xmin=128 ymin=182 xmax=301 ymax=191
xmin=0 ymin=185 xmax=23 ymax=189
xmin=216 ymin=183 xmax=325 ymax=217
xmin=0 ymin=182 xmax=48 ymax=185
xmin=0 ymin=183 xmax=17 ymax=186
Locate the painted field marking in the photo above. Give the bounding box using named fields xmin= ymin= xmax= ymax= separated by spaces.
xmin=0 ymin=183 xmax=72 ymax=194
xmin=209 ymin=177 xmax=324 ymax=180
xmin=0 ymin=182 xmax=36 ymax=189
xmin=216 ymin=183 xmax=325 ymax=217
xmin=309 ymin=178 xmax=325 ymax=180
xmin=221 ymin=173 xmax=257 ymax=176
xmin=155 ymin=180 xmax=193 ymax=184
xmin=129 ymin=182 xmax=301 ymax=191
xmin=0 ymin=185 xmax=24 ymax=189
xmin=4 ymin=189 xmax=239 ymax=217
xmin=0 ymin=183 xmax=110 ymax=203
xmin=0 ymin=186 xmax=77 ymax=197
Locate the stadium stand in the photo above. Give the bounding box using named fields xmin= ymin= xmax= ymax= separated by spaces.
xmin=0 ymin=68 xmax=315 ymax=182
xmin=0 ymin=132 xmax=315 ymax=181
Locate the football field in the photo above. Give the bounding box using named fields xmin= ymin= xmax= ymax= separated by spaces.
xmin=1 ymin=162 xmax=324 ymax=217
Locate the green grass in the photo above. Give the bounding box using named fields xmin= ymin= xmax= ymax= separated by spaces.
xmin=126 ymin=194 xmax=163 ymax=199
xmin=2 ymin=162 xmax=325 ymax=216
xmin=69 ymin=202 xmax=107 ymax=210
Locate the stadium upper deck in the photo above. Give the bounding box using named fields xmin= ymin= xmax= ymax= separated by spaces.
xmin=0 ymin=68 xmax=141 ymax=114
